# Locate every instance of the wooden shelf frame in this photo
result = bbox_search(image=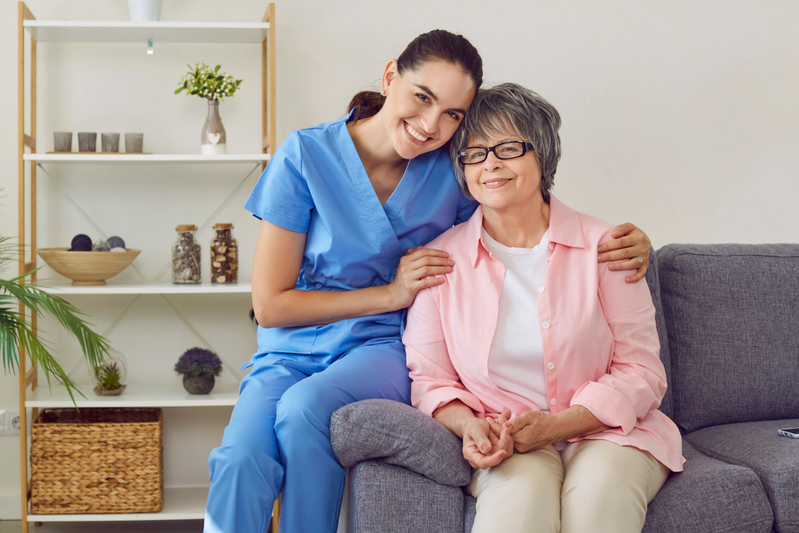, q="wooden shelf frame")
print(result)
[16,3,276,529]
